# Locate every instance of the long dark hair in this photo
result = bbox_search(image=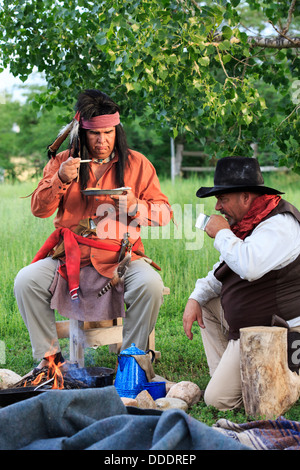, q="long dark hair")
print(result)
[73,90,129,190]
